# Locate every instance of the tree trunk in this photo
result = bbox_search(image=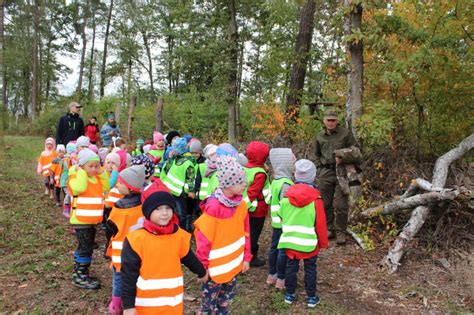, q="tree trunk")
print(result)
[76,0,89,99]
[114,102,120,125]
[381,133,474,273]
[87,10,96,100]
[127,95,136,141]
[155,97,164,133]
[44,37,53,105]
[142,30,155,100]
[284,0,316,123]
[31,0,41,120]
[99,0,113,99]
[226,0,238,142]
[1,0,7,130]
[344,0,363,144]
